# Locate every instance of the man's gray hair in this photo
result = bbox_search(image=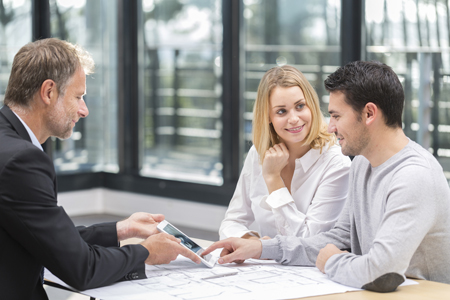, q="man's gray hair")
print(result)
[4,38,94,108]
